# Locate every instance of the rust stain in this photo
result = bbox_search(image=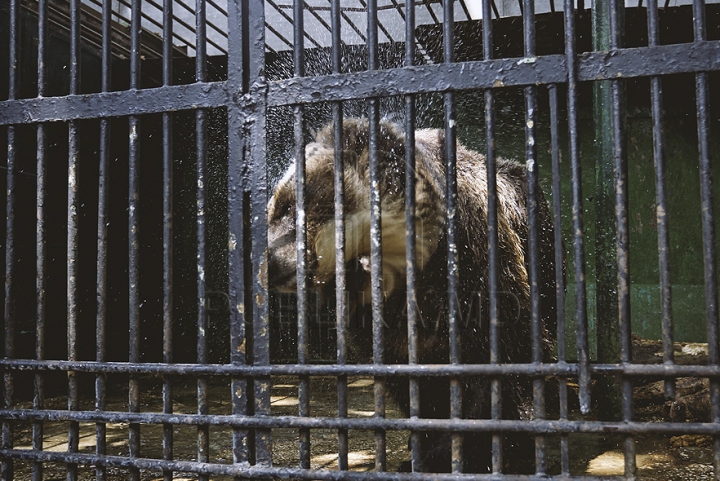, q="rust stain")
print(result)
[256,292,265,308]
[258,248,268,286]
[237,339,246,354]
